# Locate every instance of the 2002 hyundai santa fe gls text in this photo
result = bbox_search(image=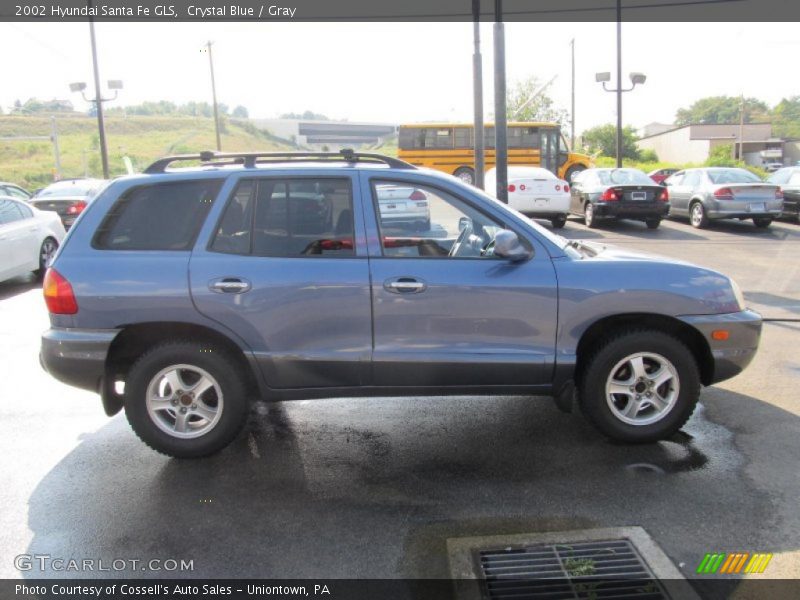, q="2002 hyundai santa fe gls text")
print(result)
[39,150,762,458]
